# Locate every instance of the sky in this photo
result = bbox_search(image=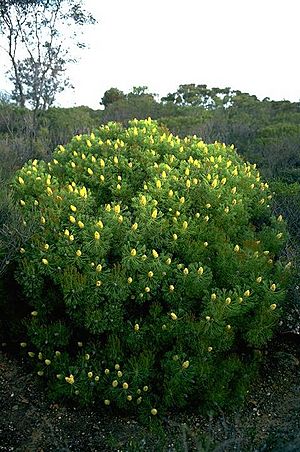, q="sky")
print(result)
[1,0,299,109]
